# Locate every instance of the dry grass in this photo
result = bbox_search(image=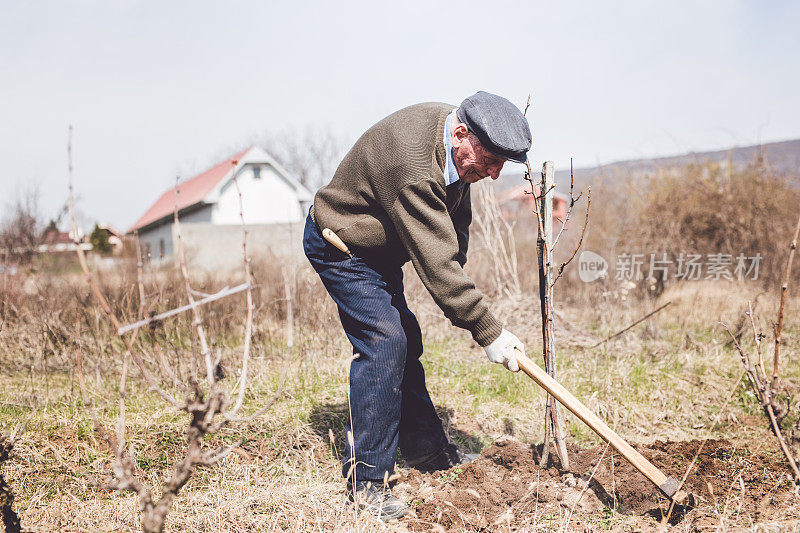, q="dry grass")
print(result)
[2,158,800,530]
[1,260,799,530]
